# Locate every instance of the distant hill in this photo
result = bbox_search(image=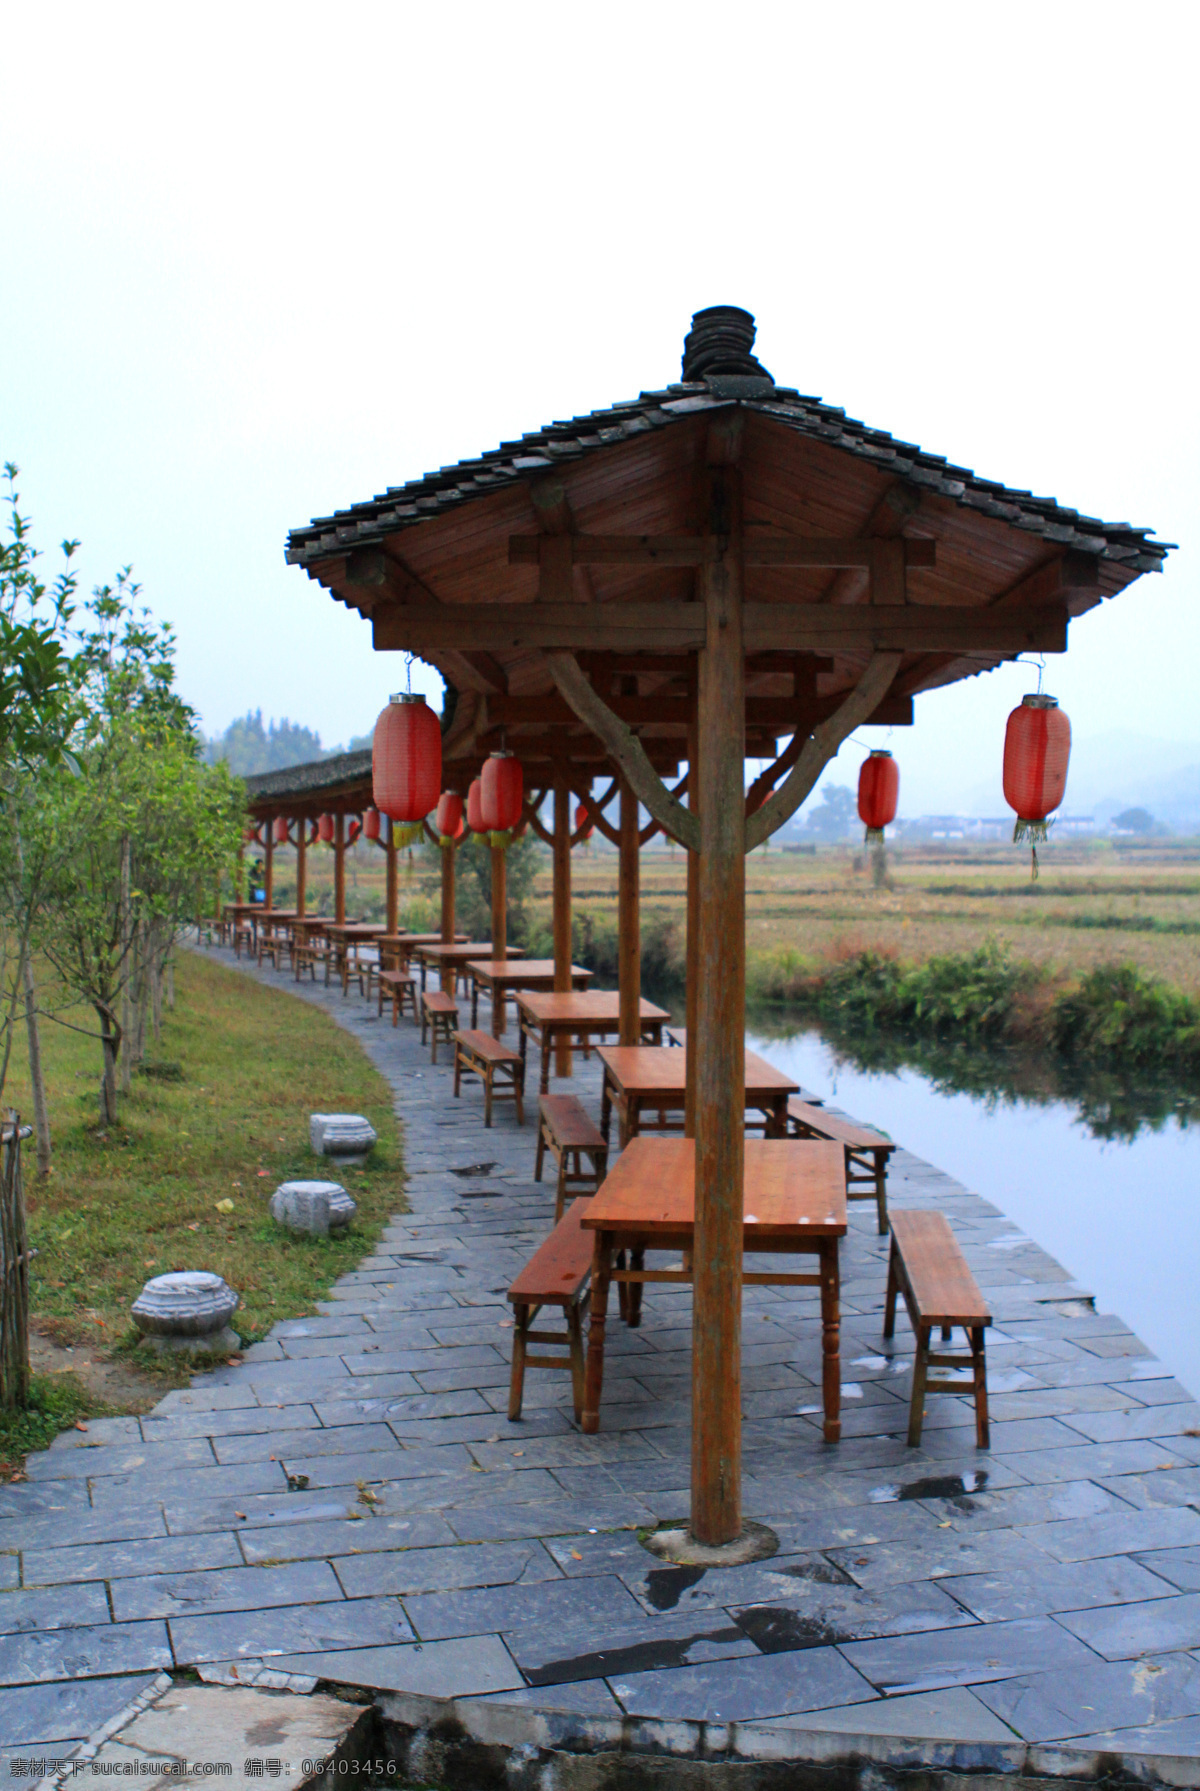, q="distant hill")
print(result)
[949,729,1200,833]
